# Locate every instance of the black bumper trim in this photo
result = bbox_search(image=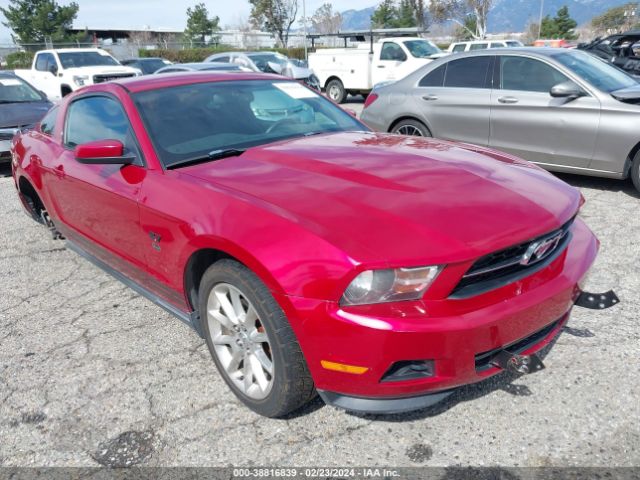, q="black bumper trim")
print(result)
[317,389,453,414]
